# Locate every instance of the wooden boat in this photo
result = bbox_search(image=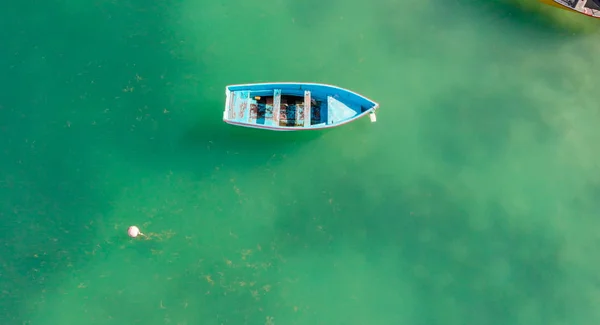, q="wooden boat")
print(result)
[539,0,600,18]
[223,82,379,131]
